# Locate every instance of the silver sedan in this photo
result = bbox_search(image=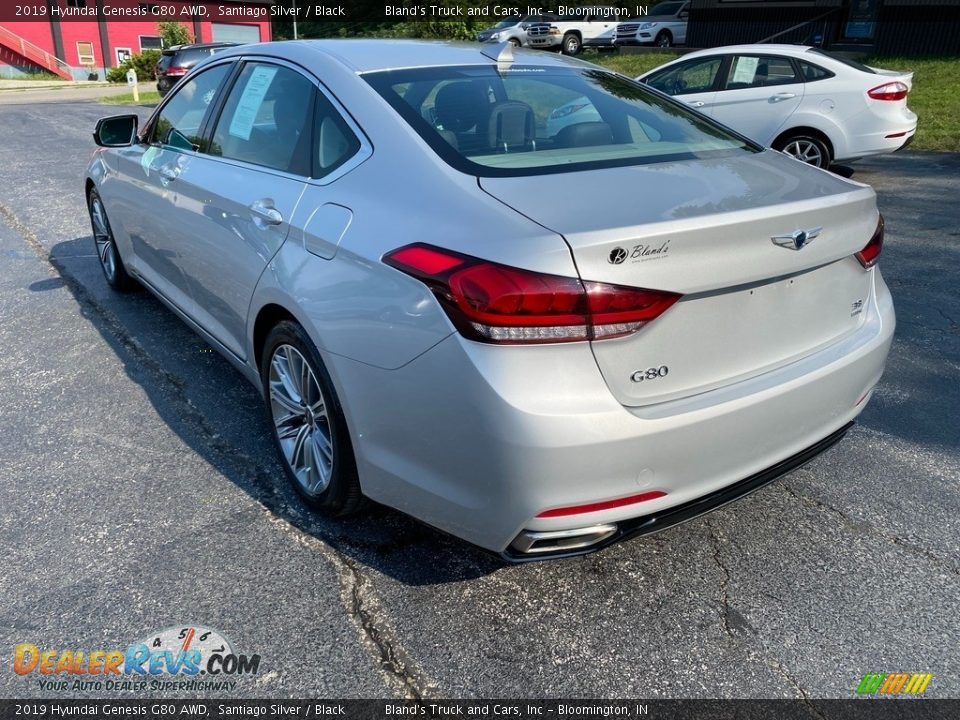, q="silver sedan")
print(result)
[85,40,894,560]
